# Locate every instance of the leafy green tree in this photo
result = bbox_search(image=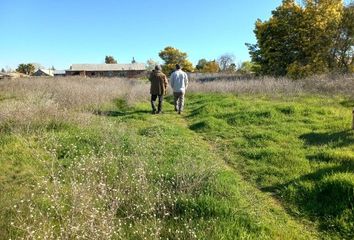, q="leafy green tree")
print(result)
[105,56,117,64]
[159,46,194,74]
[330,3,354,72]
[200,60,220,73]
[238,61,259,74]
[247,0,303,76]
[1,68,5,73]
[247,0,347,78]
[16,64,35,75]
[196,59,220,73]
[292,0,344,77]
[196,59,208,71]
